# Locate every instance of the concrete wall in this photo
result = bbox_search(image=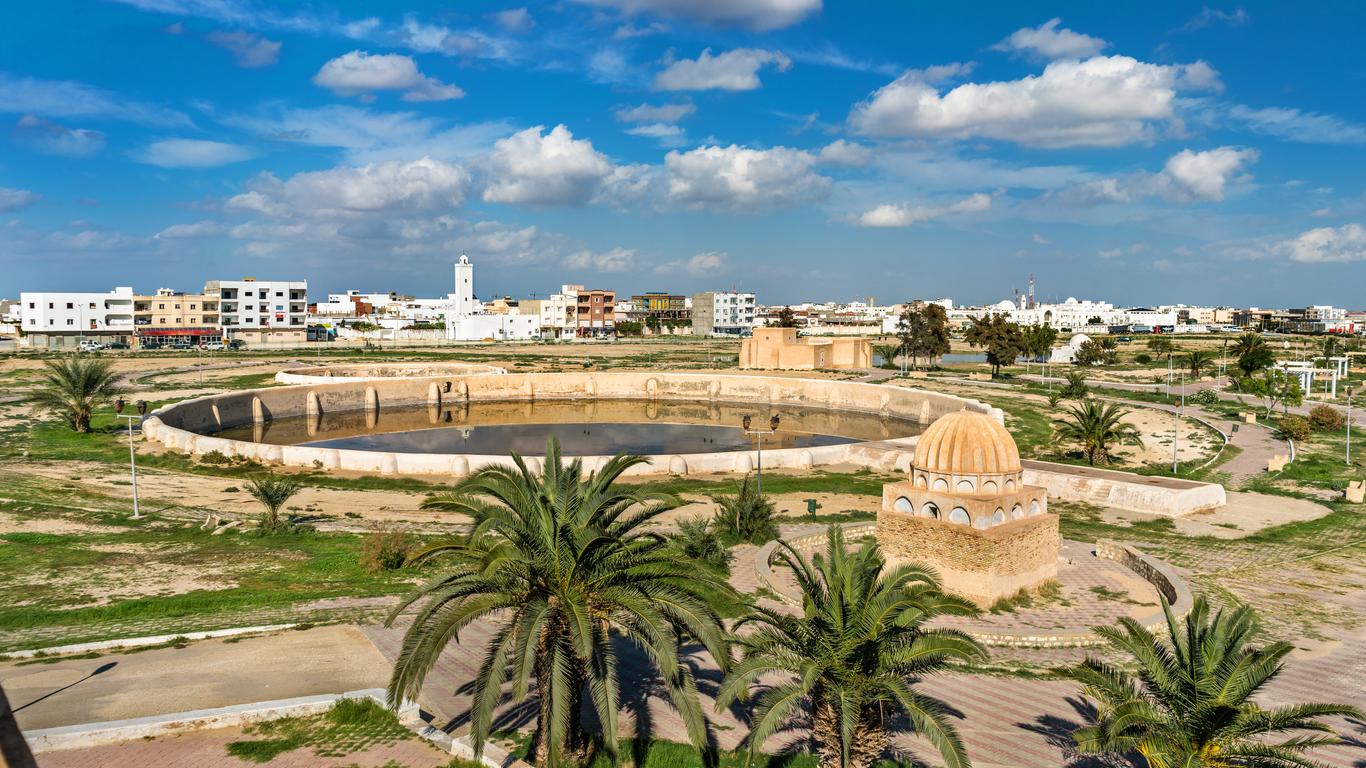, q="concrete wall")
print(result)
[740,327,872,370]
[144,372,999,478]
[1021,460,1227,517]
[275,362,506,384]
